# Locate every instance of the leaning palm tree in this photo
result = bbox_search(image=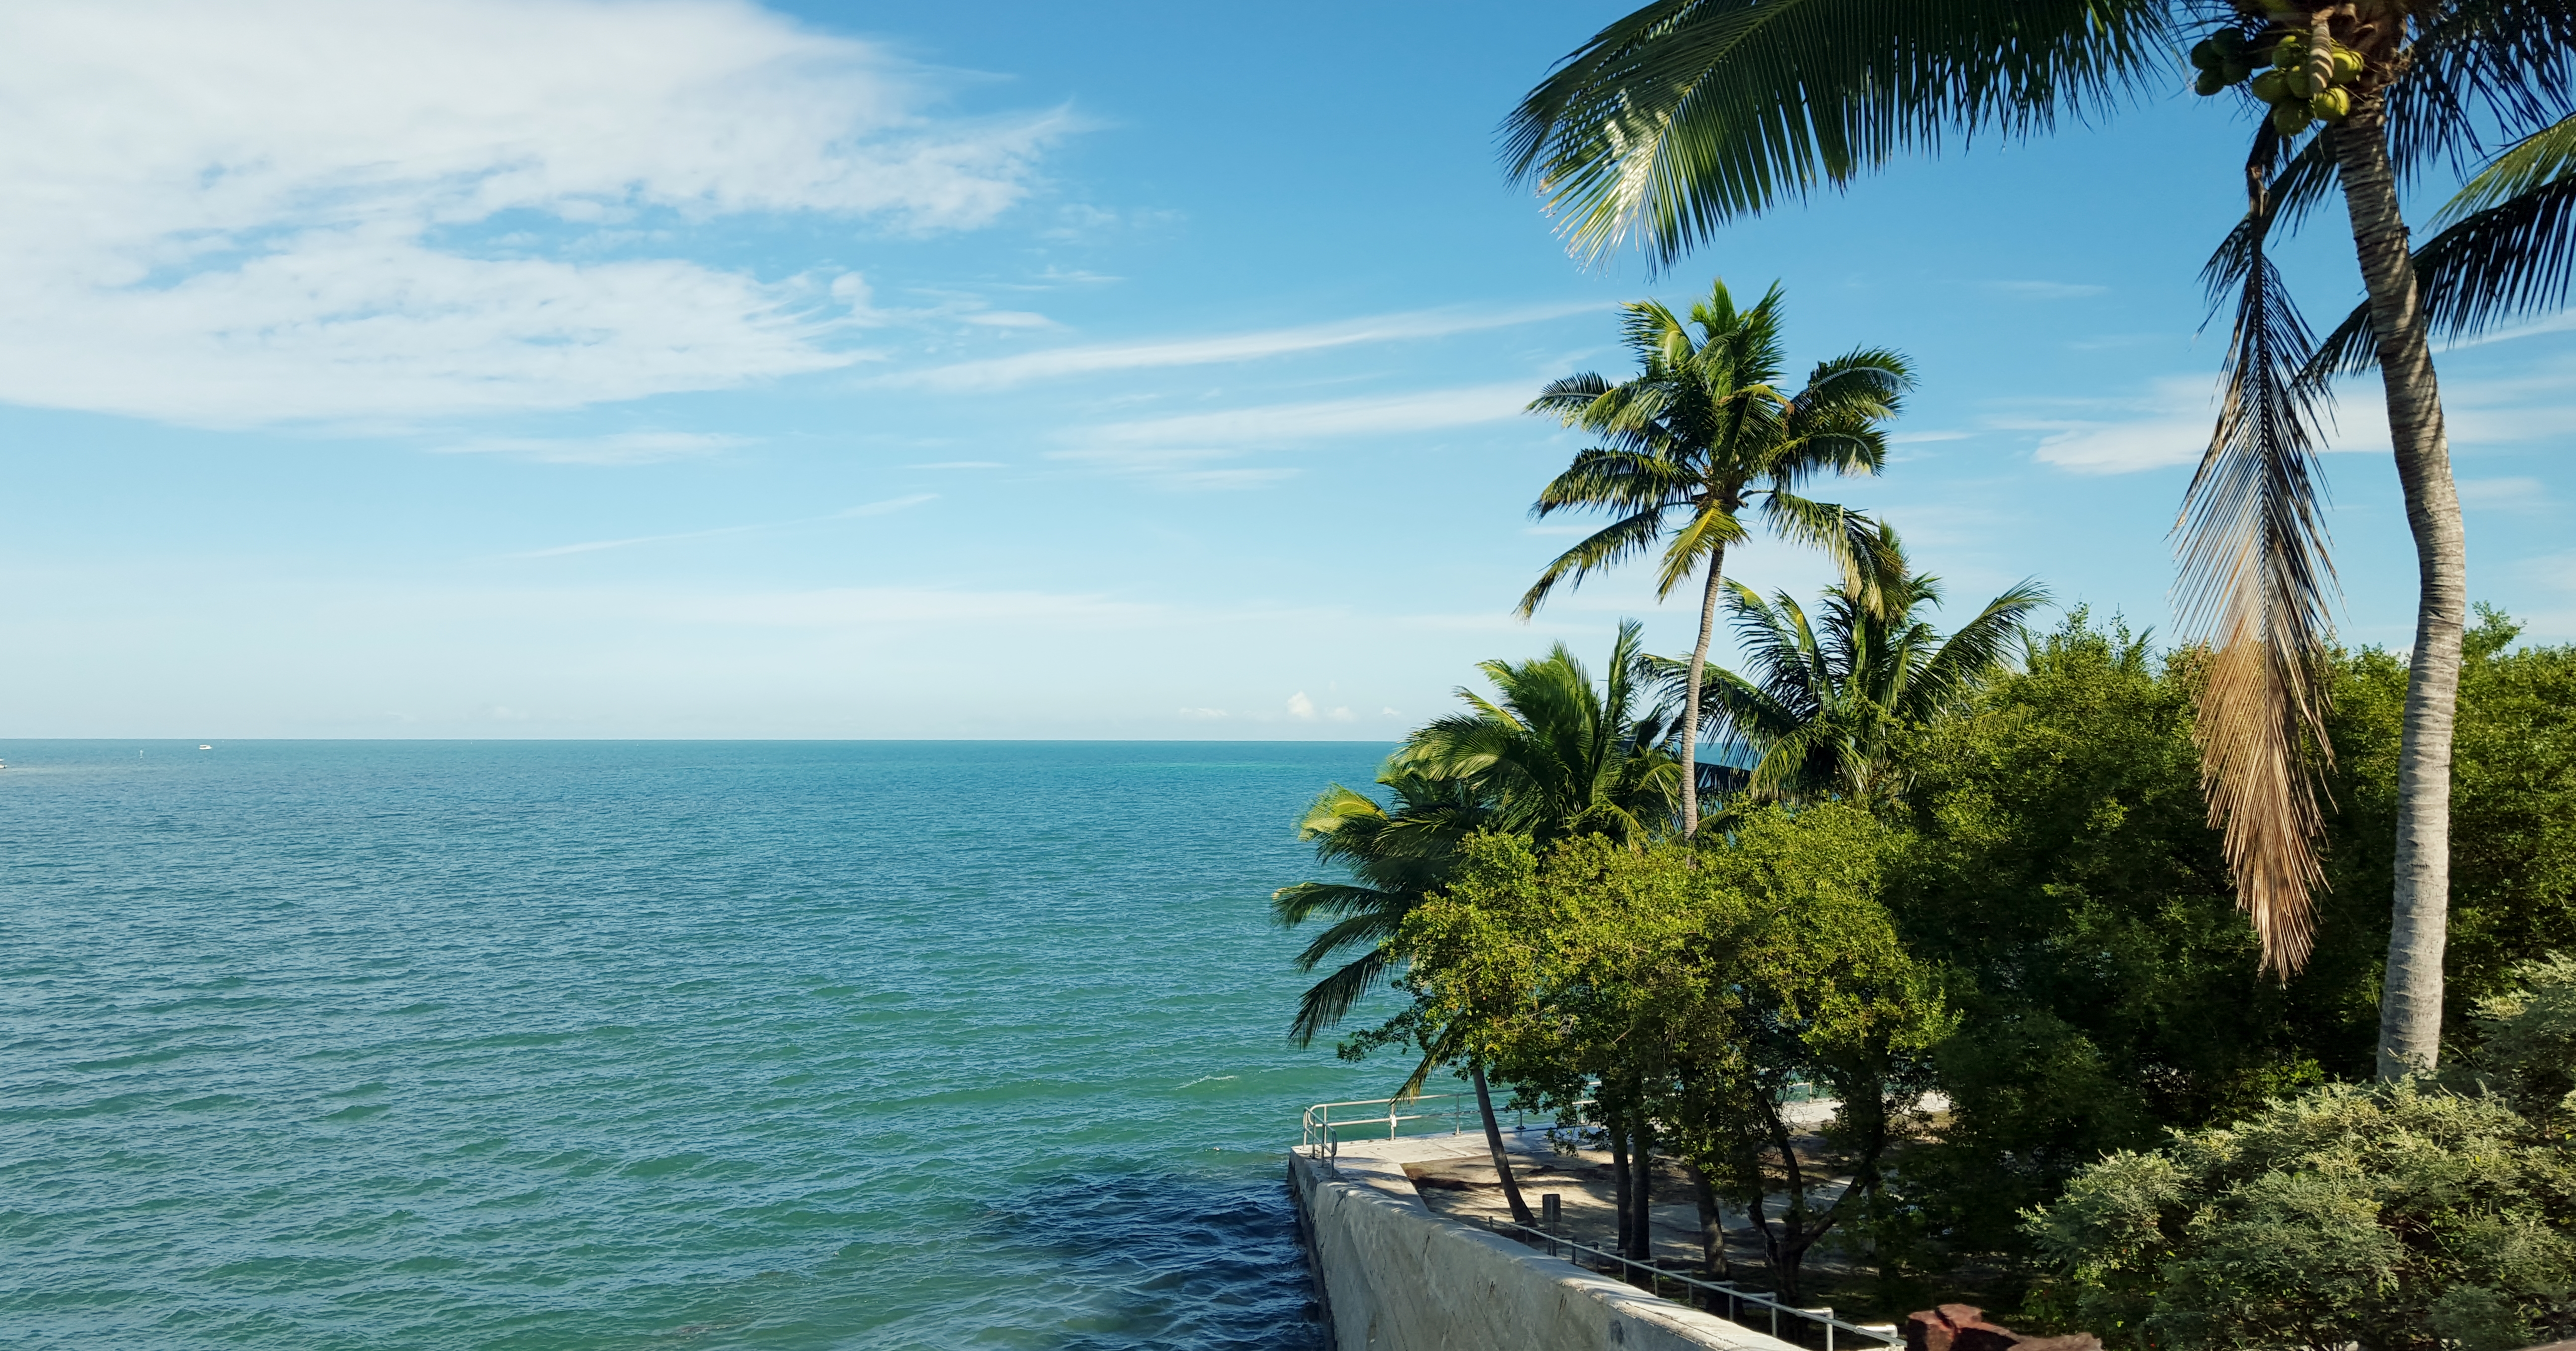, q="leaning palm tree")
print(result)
[1518,279,1910,838]
[1274,620,1682,1226]
[1503,0,2576,1077]
[1272,771,1540,1223]
[1274,773,1494,1050]
[1683,524,2047,807]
